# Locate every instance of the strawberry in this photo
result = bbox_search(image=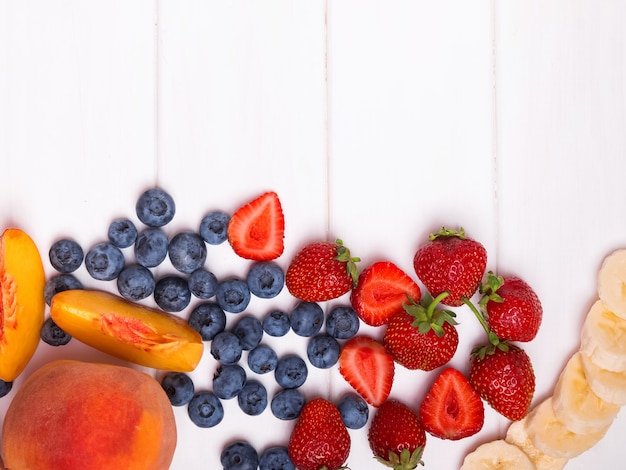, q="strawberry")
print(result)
[338,335,394,407]
[468,343,535,421]
[286,239,360,302]
[368,399,426,469]
[288,397,350,470]
[419,367,484,440]
[478,271,543,342]
[227,191,285,261]
[413,227,487,307]
[350,261,422,326]
[383,295,459,371]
